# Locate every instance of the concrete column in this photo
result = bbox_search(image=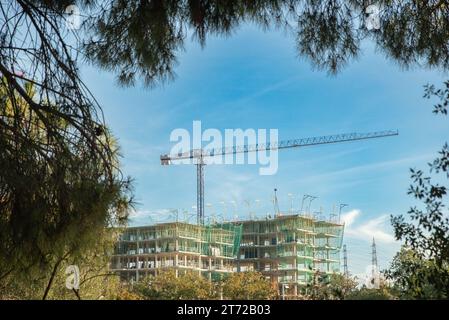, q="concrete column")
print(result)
[136,255,139,282]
